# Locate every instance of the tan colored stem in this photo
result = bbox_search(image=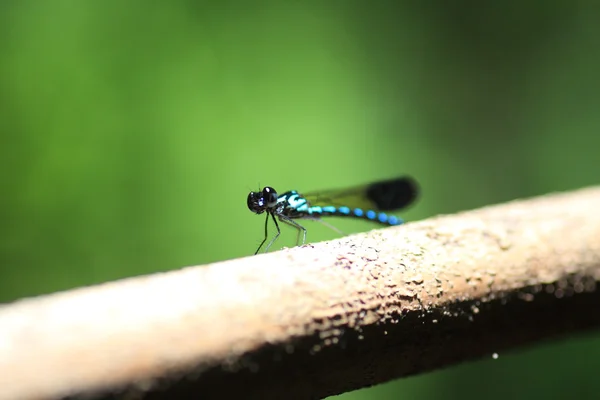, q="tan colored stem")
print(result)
[1,187,600,400]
